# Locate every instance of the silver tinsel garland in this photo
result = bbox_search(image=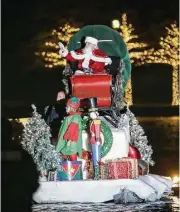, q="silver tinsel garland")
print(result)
[119,107,155,166]
[21,104,61,174]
